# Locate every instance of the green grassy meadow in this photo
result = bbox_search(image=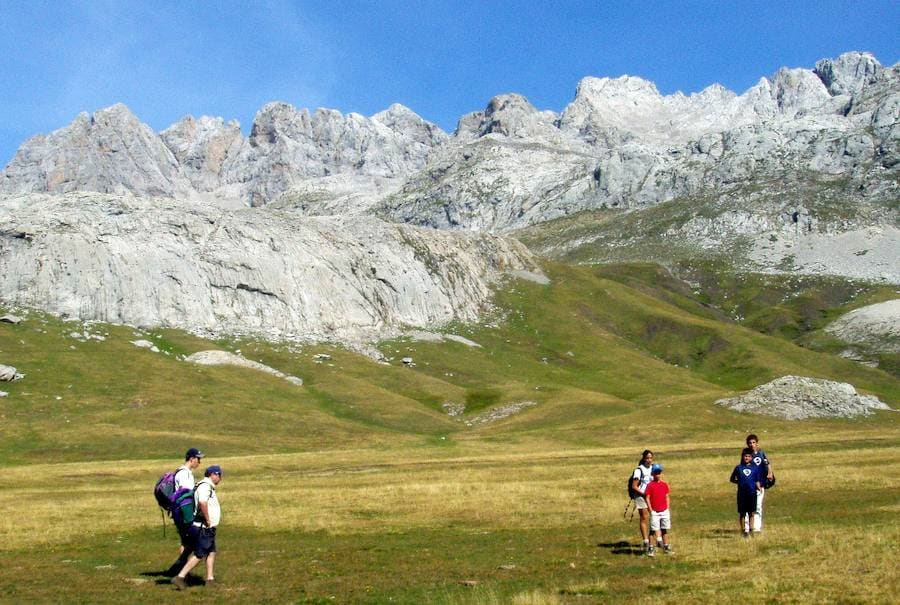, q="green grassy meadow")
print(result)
[1,262,898,603]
